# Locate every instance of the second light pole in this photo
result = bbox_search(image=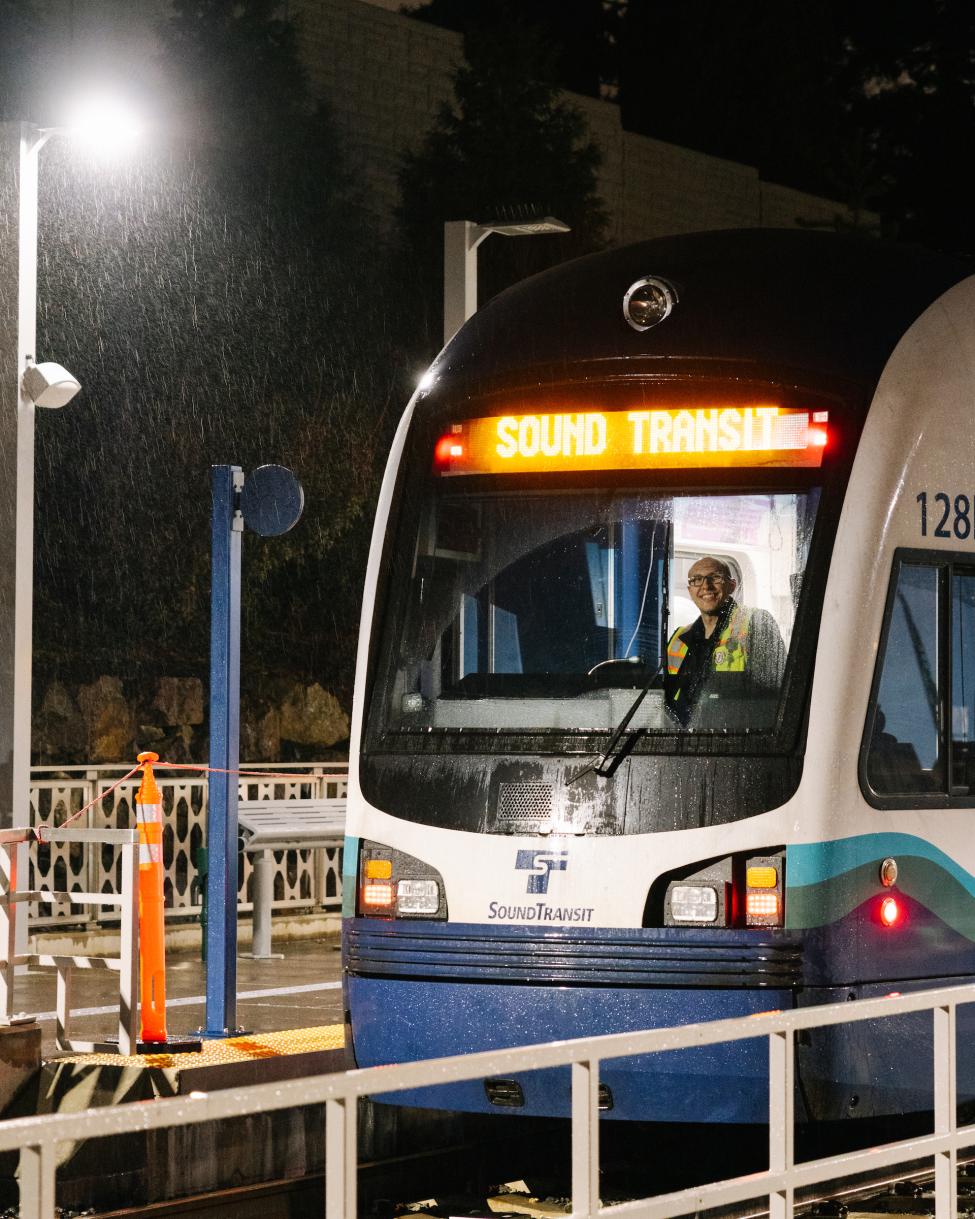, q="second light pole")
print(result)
[442,215,569,346]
